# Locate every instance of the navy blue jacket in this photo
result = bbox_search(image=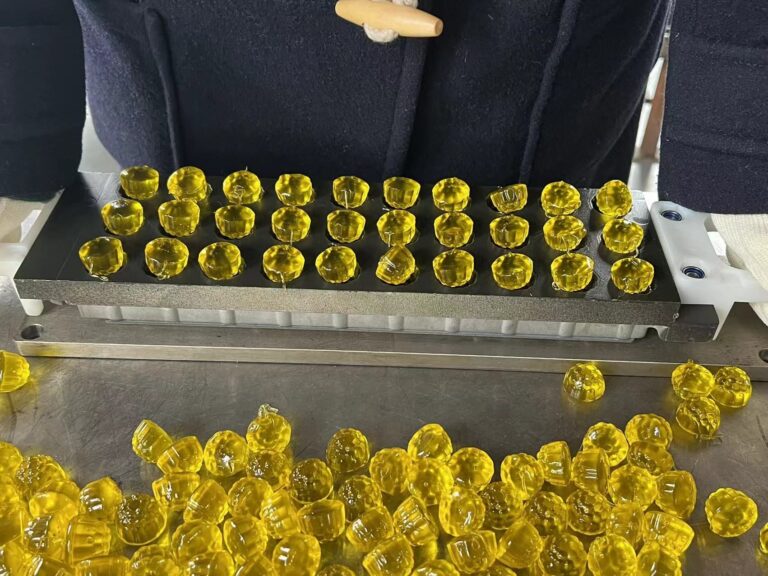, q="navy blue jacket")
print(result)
[1,1,765,213]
